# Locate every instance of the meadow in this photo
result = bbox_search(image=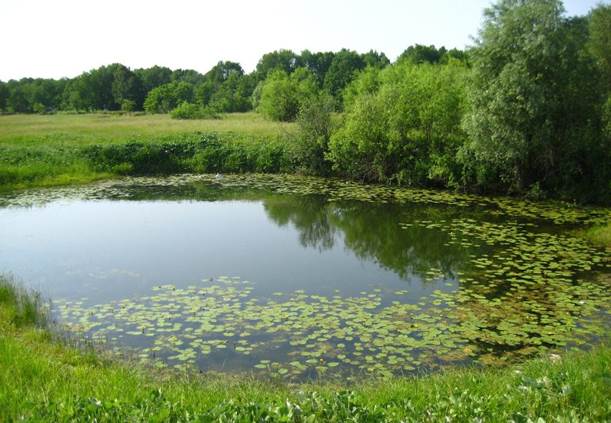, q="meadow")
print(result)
[0,113,298,191]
